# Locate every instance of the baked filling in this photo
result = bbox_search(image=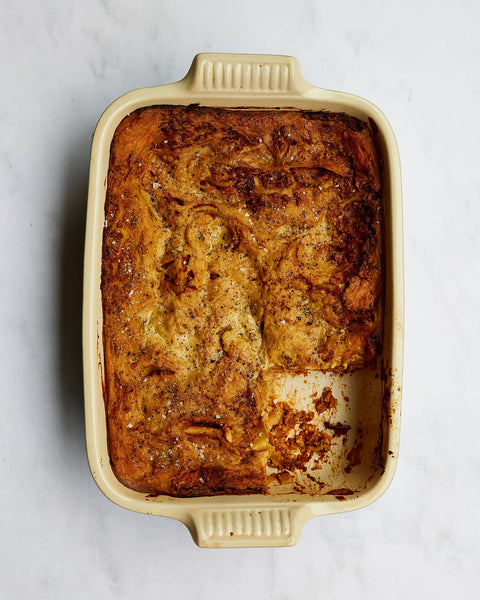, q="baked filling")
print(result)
[102,105,383,496]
